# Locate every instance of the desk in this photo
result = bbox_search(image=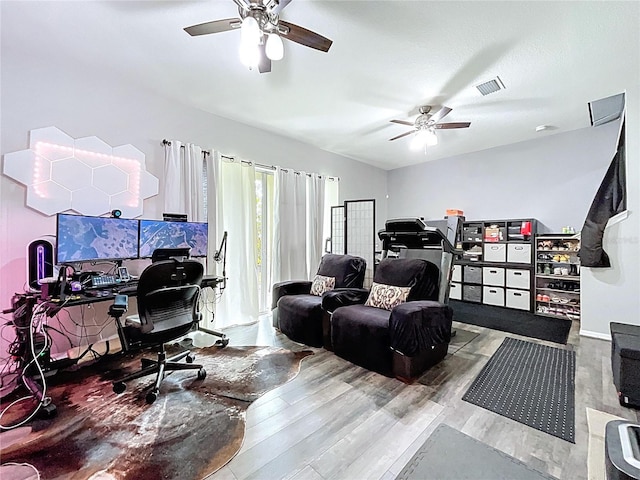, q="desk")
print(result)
[46,274,222,308]
[5,274,226,424]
